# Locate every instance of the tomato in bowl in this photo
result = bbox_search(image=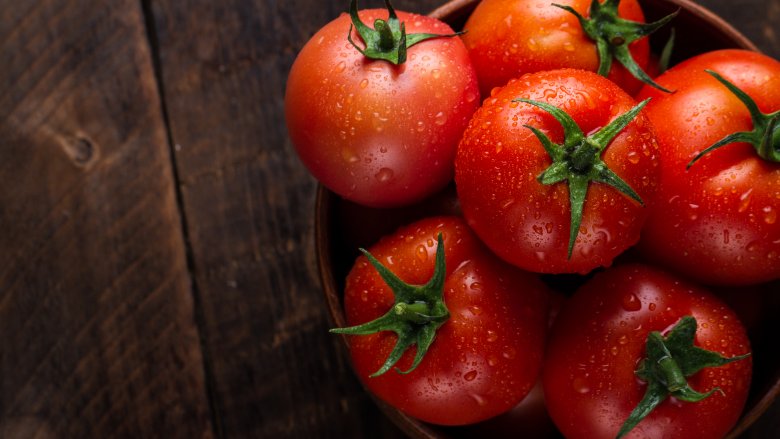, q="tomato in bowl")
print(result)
[314,0,779,438]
